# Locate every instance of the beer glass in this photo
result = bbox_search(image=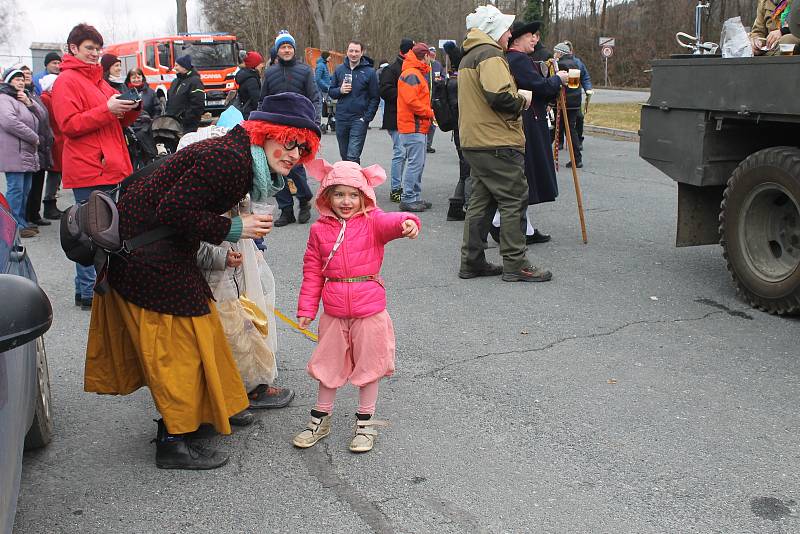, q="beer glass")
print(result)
[568,69,580,89]
[779,43,795,56]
